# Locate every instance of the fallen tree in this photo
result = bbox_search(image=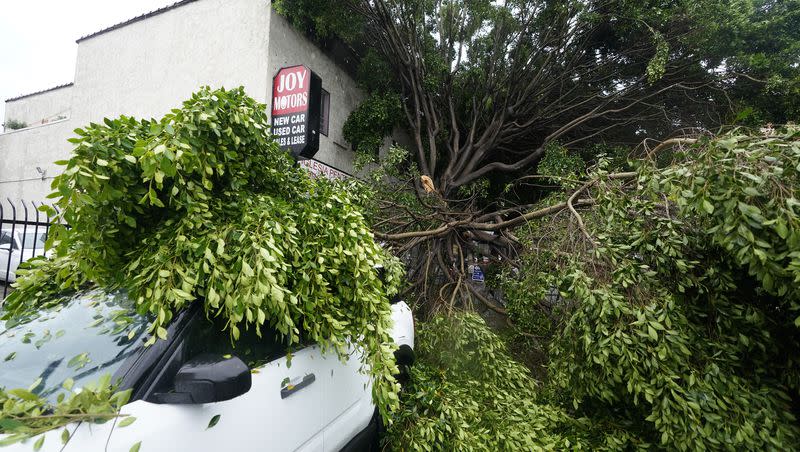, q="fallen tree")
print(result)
[384,127,800,451]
